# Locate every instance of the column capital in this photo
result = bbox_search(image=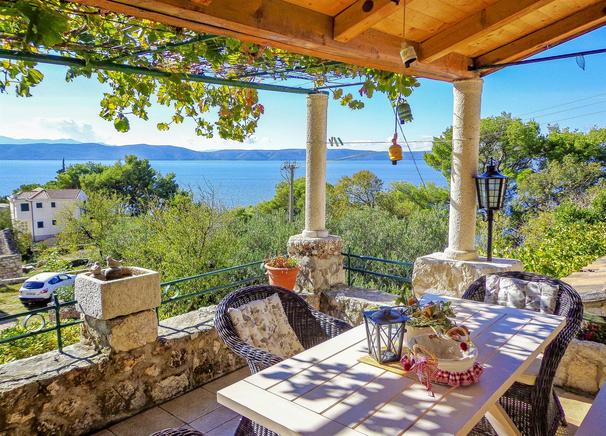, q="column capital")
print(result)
[453,78,484,94]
